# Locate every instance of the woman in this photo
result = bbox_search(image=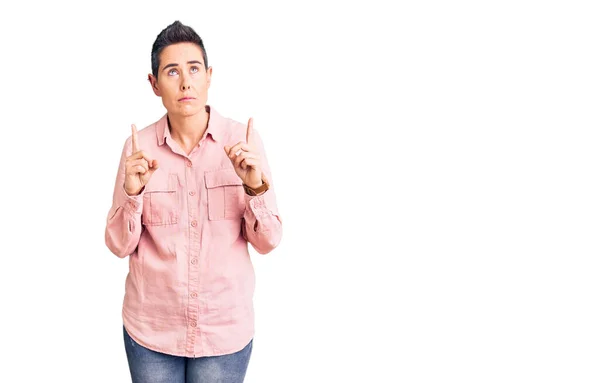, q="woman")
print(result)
[104,20,282,383]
